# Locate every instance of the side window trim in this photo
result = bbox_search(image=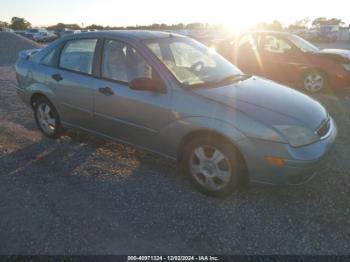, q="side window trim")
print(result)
[92,38,104,78]
[57,38,98,77]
